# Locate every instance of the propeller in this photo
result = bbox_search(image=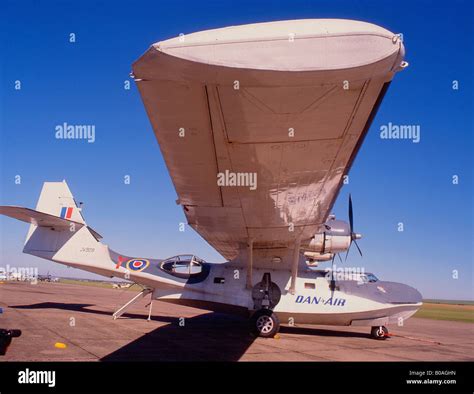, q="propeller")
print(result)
[345,194,363,261]
[329,253,336,293]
